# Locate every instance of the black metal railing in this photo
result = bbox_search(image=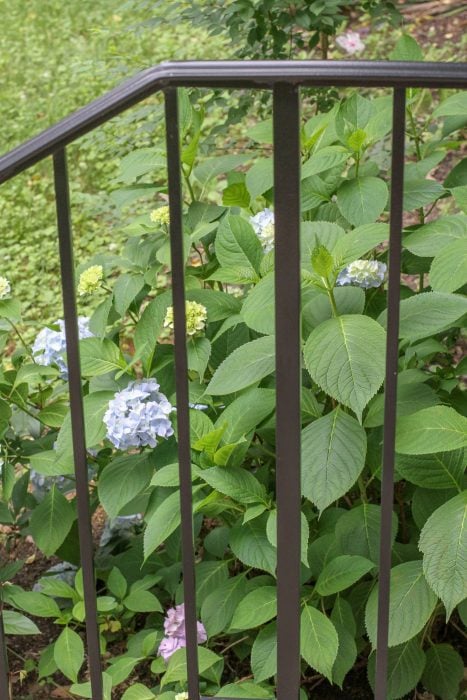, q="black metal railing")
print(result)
[0,60,466,700]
